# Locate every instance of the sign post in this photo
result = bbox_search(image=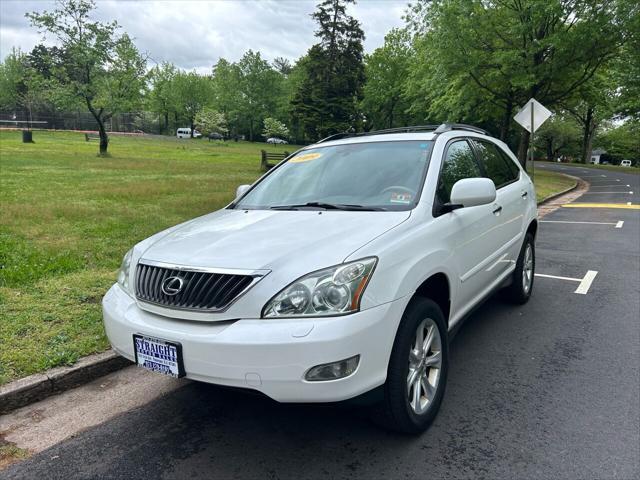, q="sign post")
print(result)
[514,98,552,178]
